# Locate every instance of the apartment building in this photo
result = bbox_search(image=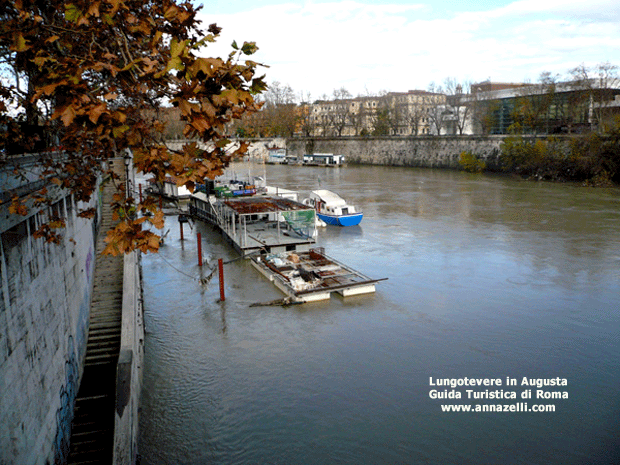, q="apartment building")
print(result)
[302,77,620,137]
[306,90,445,137]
